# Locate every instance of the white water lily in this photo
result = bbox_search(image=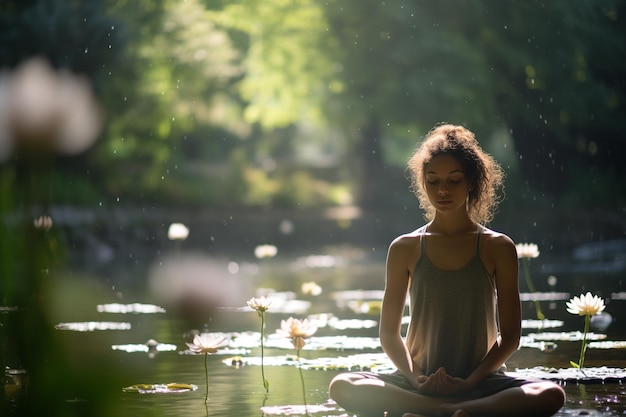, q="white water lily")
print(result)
[33,215,53,231]
[254,244,277,259]
[186,333,229,354]
[167,223,189,241]
[515,242,540,259]
[566,292,606,316]
[566,292,606,371]
[186,333,228,402]
[301,281,322,296]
